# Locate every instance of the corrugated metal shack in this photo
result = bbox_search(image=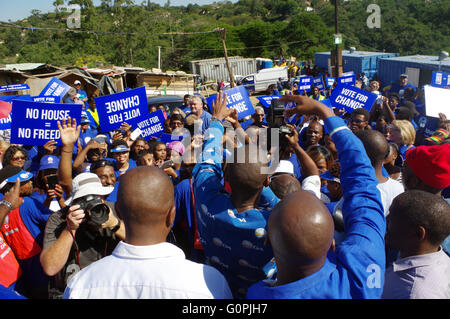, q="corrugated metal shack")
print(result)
[315,50,398,79]
[378,55,450,88]
[189,56,257,82]
[137,69,198,96]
